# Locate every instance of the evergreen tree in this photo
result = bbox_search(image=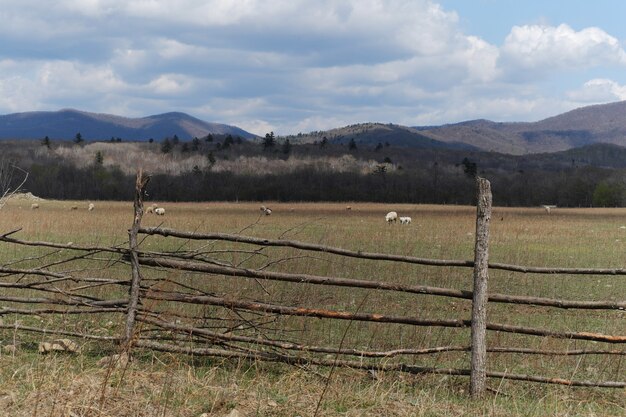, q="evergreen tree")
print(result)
[263,132,276,149]
[206,151,216,165]
[94,151,104,166]
[192,137,201,151]
[161,138,173,153]
[282,139,292,155]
